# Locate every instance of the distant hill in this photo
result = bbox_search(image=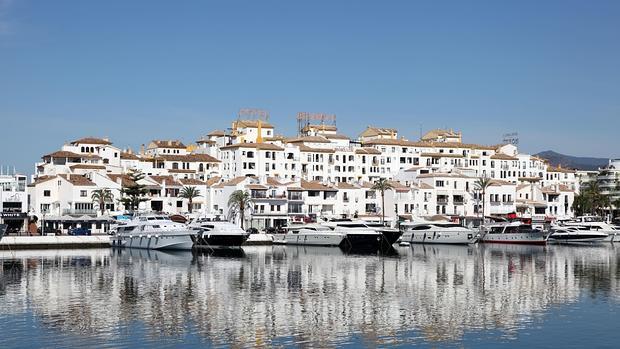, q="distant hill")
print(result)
[535,150,608,171]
